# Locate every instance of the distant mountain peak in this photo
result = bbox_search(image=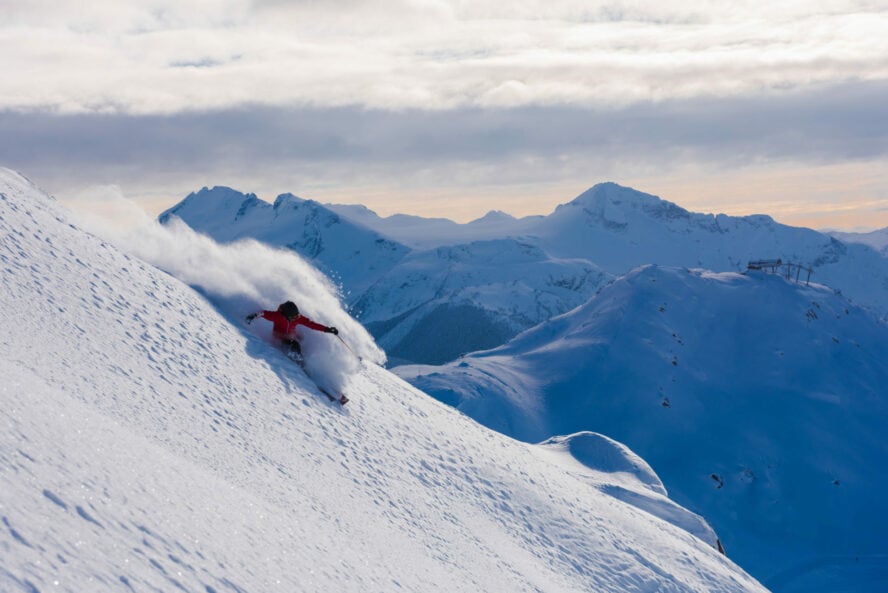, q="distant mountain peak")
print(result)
[471,210,517,224]
[572,181,645,202]
[194,185,255,200]
[566,183,690,219]
[159,186,261,224]
[272,192,306,209]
